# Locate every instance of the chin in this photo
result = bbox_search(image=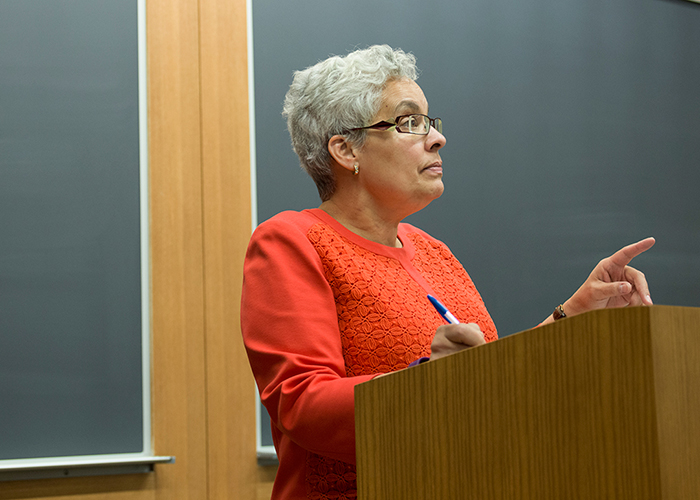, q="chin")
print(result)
[412,182,444,213]
[429,180,445,200]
